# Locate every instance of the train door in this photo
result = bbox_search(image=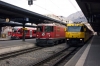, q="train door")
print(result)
[30,30,32,38]
[33,30,36,37]
[17,29,23,38]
